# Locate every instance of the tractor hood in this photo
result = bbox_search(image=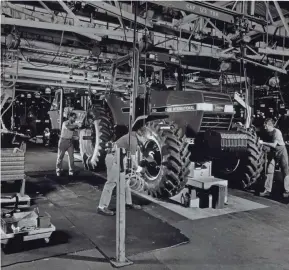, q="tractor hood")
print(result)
[150,90,234,136]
